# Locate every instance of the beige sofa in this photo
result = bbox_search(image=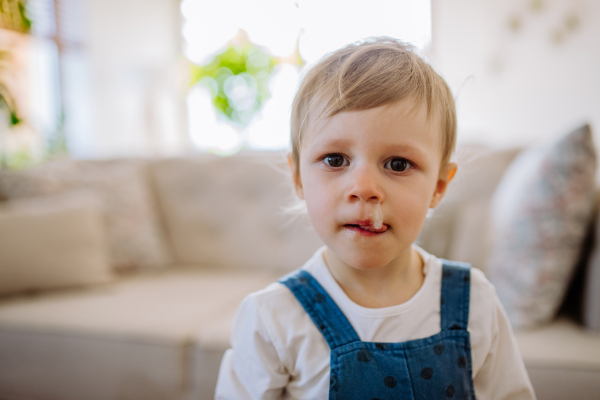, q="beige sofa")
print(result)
[0,150,599,400]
